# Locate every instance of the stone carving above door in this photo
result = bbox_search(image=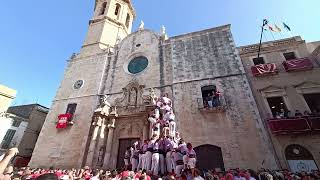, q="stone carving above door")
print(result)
[114,79,147,107]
